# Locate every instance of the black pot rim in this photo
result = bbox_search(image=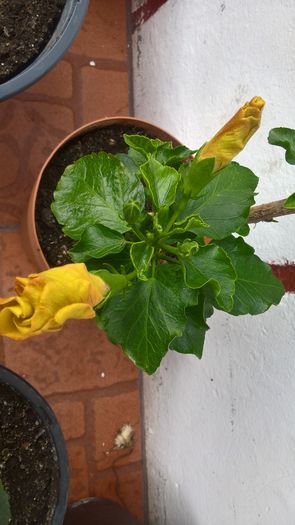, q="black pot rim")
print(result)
[0,365,69,524]
[0,0,89,101]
